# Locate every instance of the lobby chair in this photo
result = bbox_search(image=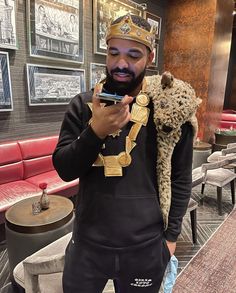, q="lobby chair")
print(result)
[186,168,205,244]
[196,157,236,215]
[227,142,236,148]
[13,232,71,293]
[207,145,236,172]
[13,232,114,293]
